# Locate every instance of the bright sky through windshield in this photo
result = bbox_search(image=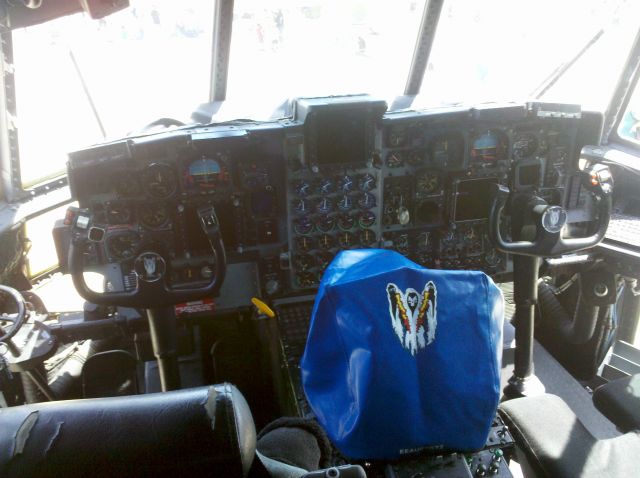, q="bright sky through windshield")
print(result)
[226,0,425,102]
[13,0,214,187]
[9,0,640,188]
[420,0,640,110]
